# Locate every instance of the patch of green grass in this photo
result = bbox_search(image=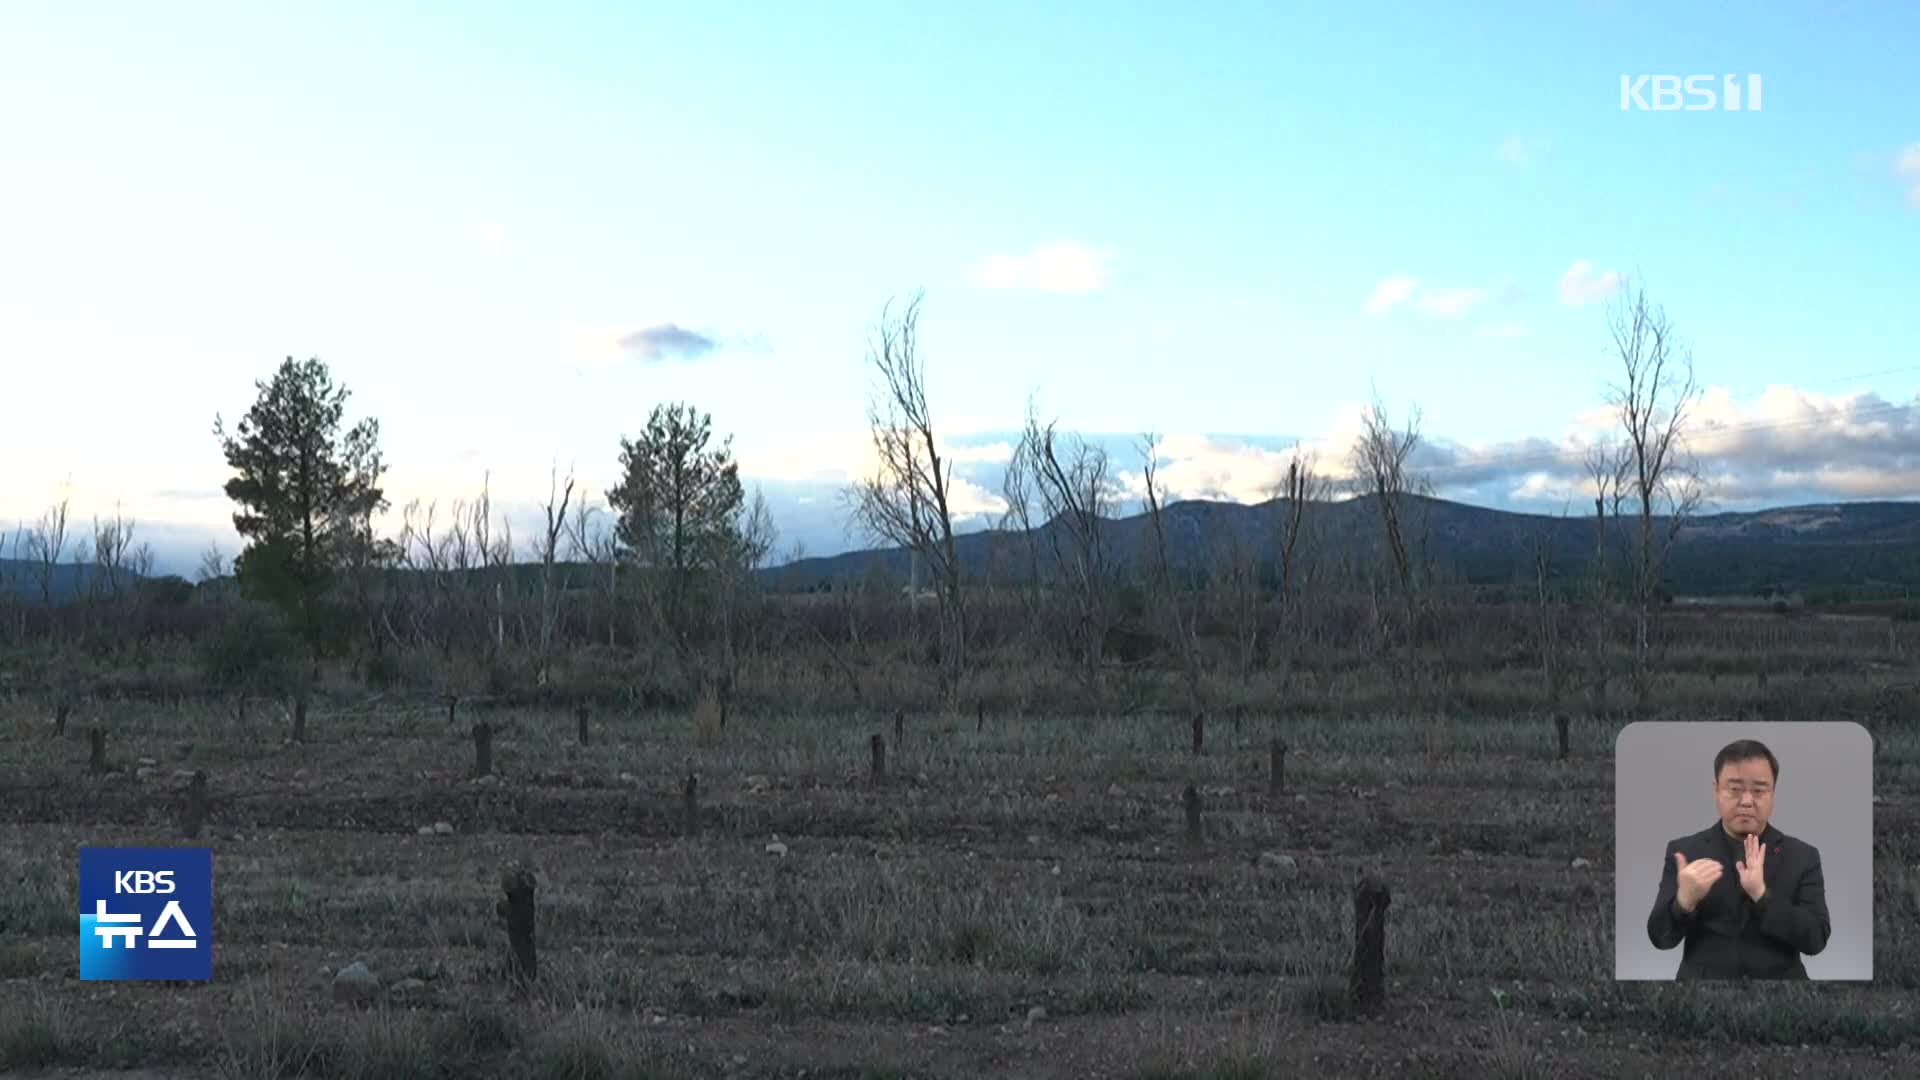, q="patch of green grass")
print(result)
[0,994,79,1070]
[216,983,329,1080]
[0,857,73,937]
